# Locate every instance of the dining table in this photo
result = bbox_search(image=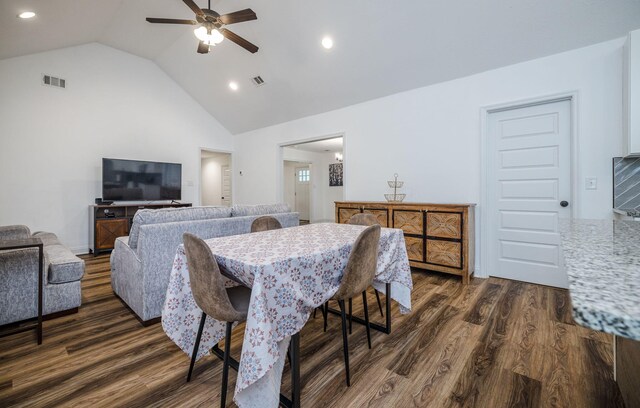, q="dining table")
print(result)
[161,222,413,408]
